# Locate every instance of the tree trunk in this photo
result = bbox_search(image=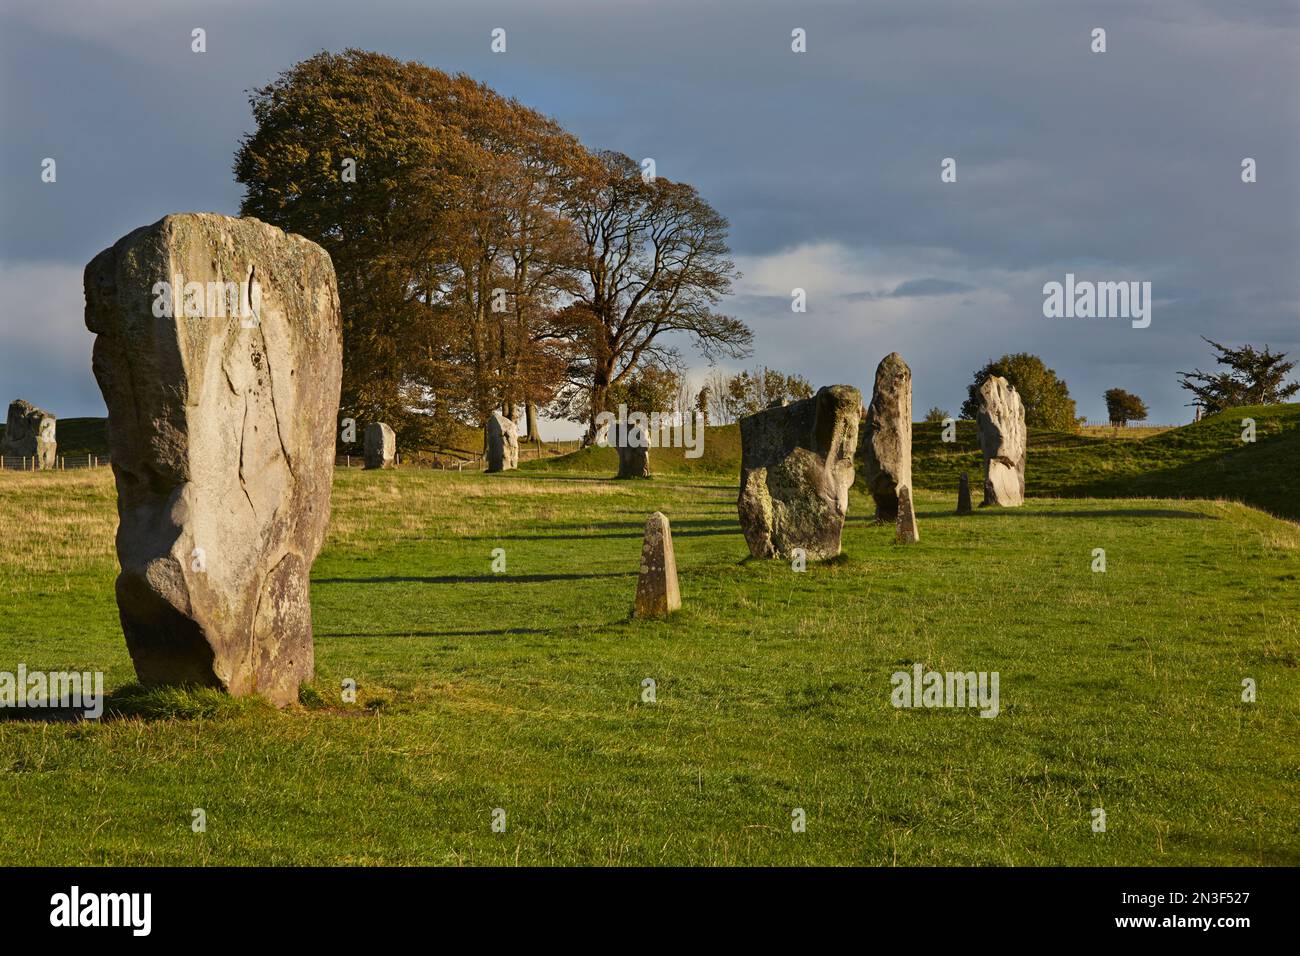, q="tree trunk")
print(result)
[583,374,613,446]
[525,402,541,442]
